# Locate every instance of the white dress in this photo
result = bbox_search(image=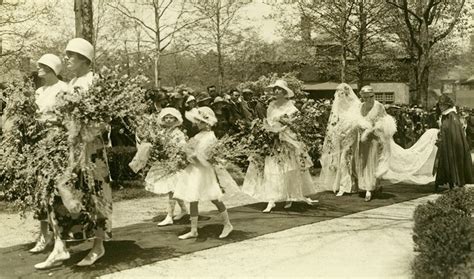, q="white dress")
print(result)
[242,100,318,202]
[145,128,186,194]
[35,81,68,123]
[173,130,238,202]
